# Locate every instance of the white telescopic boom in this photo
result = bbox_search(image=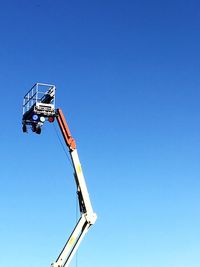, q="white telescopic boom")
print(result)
[51,109,97,267]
